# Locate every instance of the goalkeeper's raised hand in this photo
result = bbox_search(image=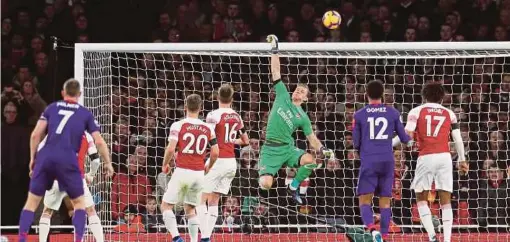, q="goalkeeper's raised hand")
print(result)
[266,34,279,54]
